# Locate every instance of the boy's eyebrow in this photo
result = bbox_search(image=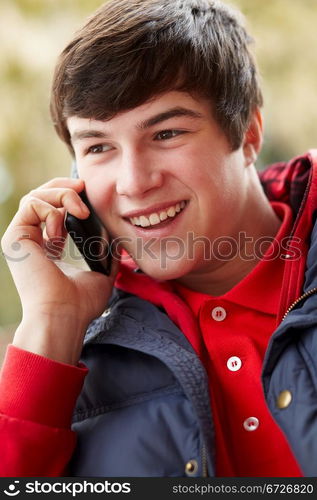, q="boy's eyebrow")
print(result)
[70,107,204,143]
[137,106,204,129]
[71,129,108,144]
